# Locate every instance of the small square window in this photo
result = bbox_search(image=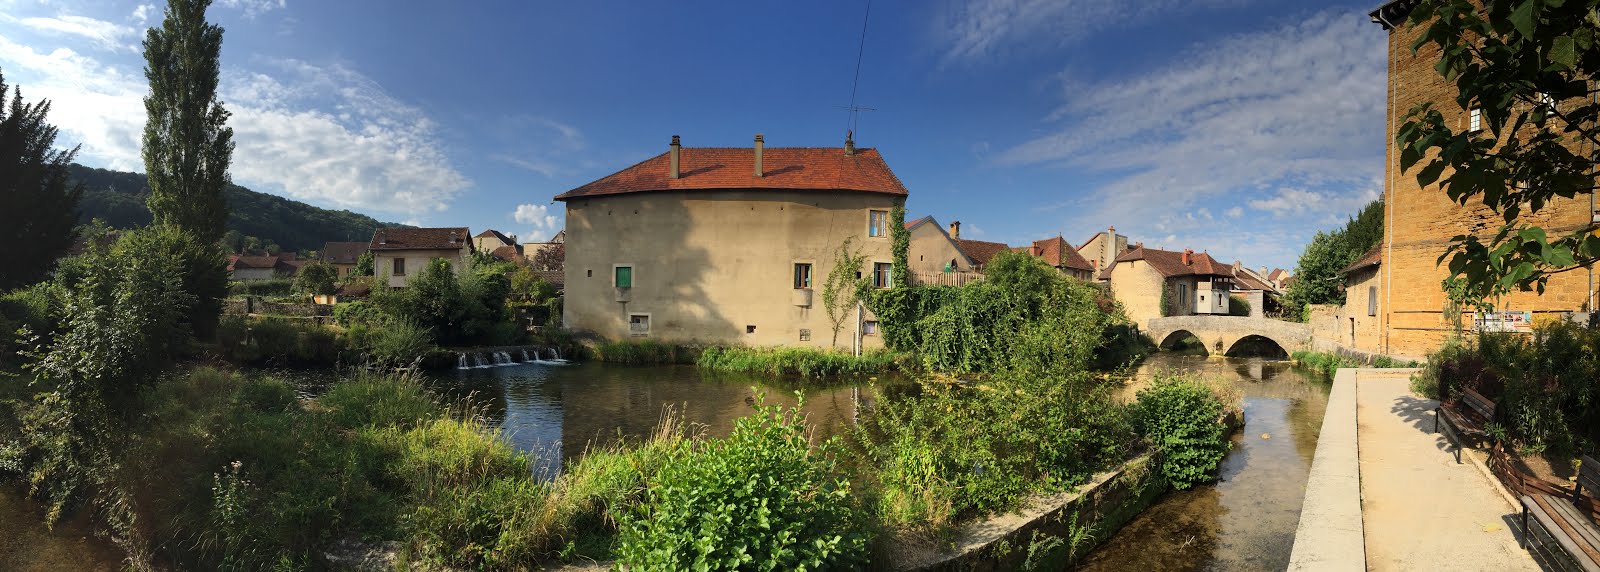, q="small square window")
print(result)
[793,263,813,289]
[614,265,633,288]
[799,328,811,342]
[863,321,879,335]
[1469,108,1482,131]
[868,210,889,237]
[629,314,650,336]
[746,325,756,334]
